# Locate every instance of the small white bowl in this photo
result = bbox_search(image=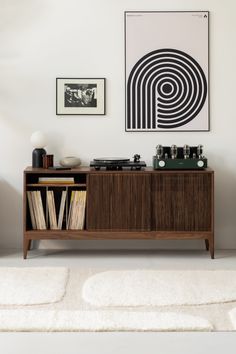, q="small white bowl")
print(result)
[60,156,81,168]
